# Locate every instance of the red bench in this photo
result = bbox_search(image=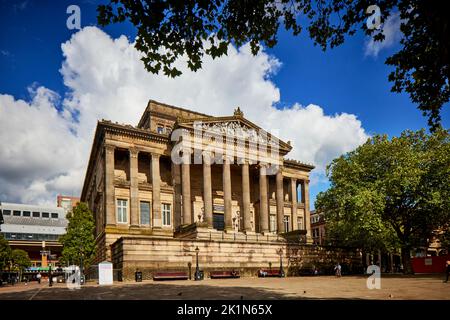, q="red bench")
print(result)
[153,271,189,281]
[210,270,240,279]
[258,269,283,277]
